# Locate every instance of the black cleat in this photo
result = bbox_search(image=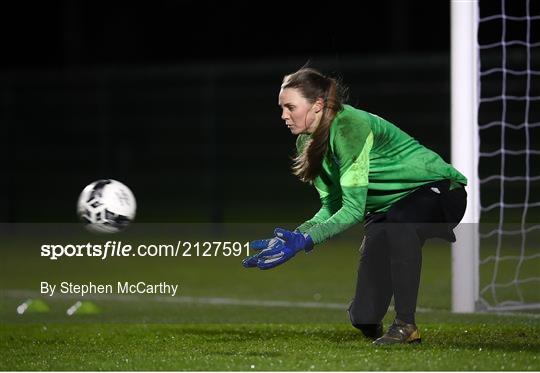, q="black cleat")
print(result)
[373,319,421,345]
